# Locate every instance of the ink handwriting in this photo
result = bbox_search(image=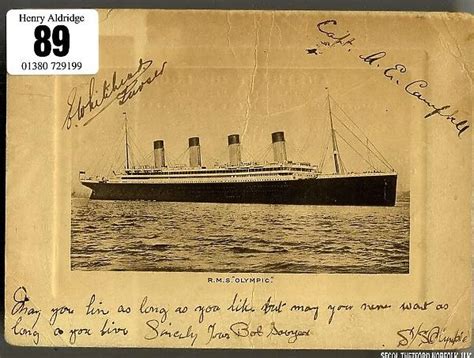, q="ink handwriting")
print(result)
[397,323,469,348]
[307,19,470,138]
[7,286,468,349]
[11,287,41,345]
[63,58,167,130]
